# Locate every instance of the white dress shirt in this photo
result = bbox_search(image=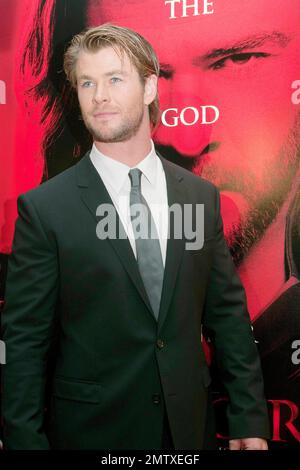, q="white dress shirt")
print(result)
[89,140,169,266]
